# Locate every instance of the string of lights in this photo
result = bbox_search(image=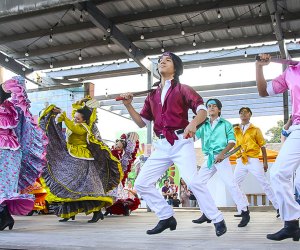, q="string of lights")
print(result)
[134,1,265,49]
[2,0,298,75]
[32,2,264,68]
[24,7,72,55]
[121,0,223,31]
